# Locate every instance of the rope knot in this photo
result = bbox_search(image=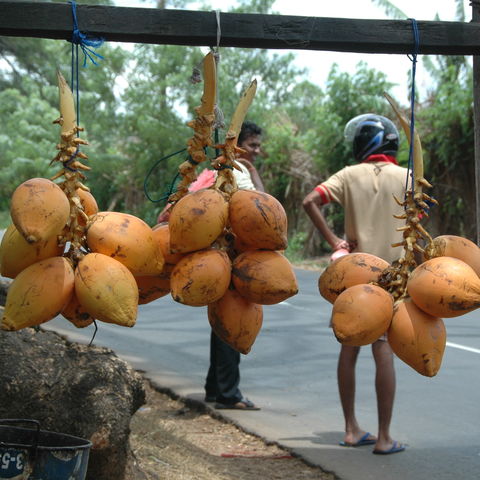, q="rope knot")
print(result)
[69,1,104,66]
